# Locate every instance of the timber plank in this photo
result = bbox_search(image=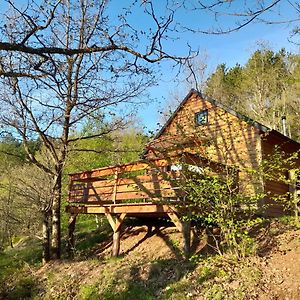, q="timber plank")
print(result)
[70,180,182,195]
[69,188,184,203]
[66,203,178,214]
[70,158,175,181]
